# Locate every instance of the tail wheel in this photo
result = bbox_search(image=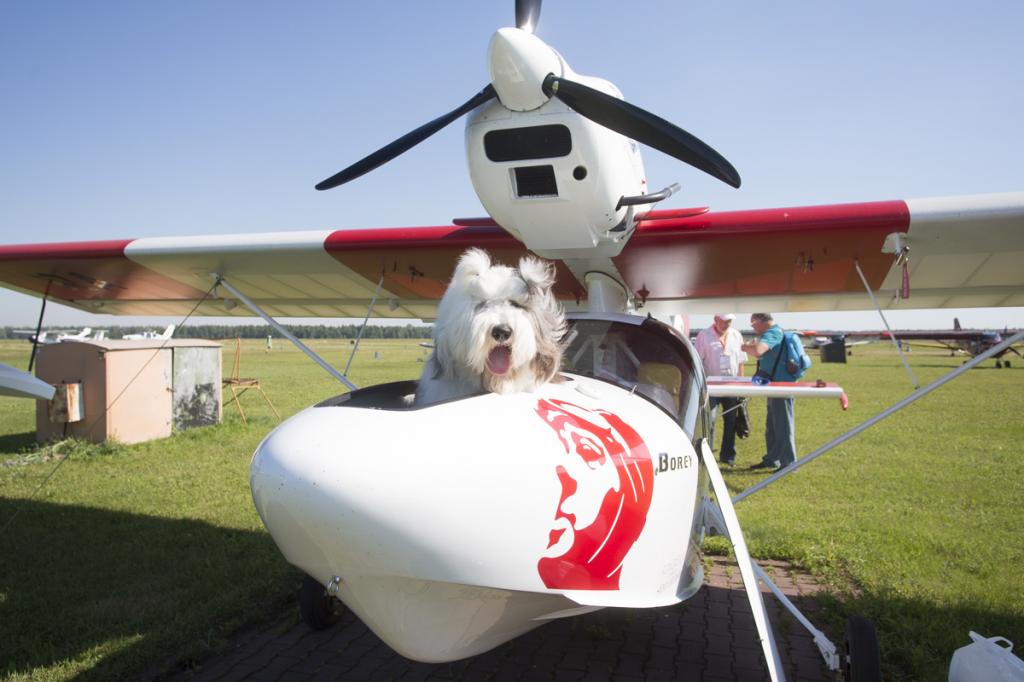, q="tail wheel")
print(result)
[844,615,882,681]
[299,574,343,630]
